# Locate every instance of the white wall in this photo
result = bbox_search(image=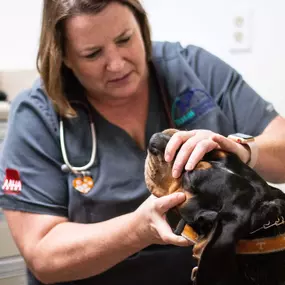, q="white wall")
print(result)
[0,0,42,71]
